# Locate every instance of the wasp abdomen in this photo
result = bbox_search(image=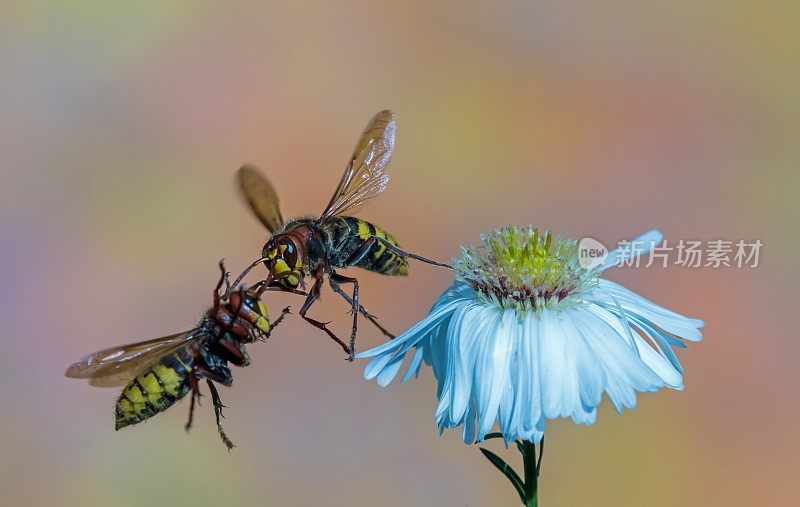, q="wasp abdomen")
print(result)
[115,356,191,430]
[322,217,408,276]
